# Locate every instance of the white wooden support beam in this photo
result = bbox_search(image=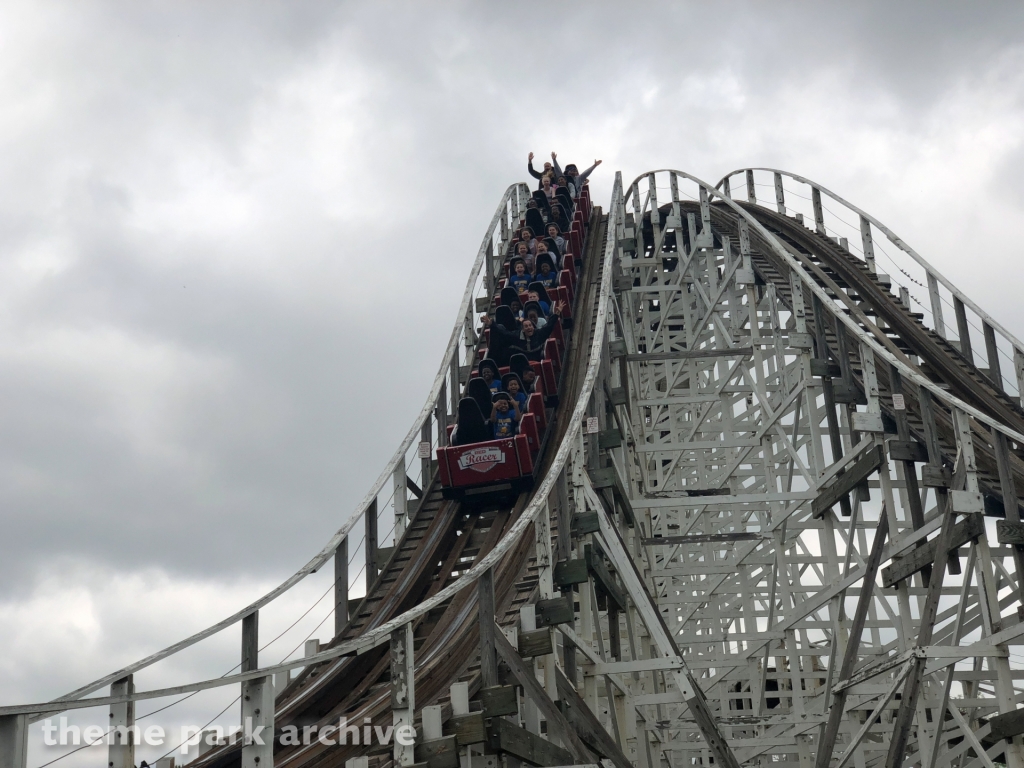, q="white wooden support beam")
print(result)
[334,537,349,637]
[735,218,754,285]
[436,381,449,448]
[391,623,415,767]
[365,498,378,586]
[536,500,555,600]
[0,716,27,768]
[109,675,135,768]
[240,611,273,768]
[721,175,731,198]
[420,421,432,487]
[773,172,786,215]
[811,187,825,234]
[928,272,946,338]
[745,169,756,205]
[698,185,713,247]
[393,465,408,541]
[860,214,876,272]
[240,675,273,768]
[952,409,983,514]
[449,354,460,417]
[1016,348,1024,409]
